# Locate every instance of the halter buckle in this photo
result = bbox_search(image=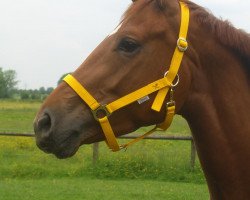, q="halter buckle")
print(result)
[177,37,188,52]
[92,105,111,121]
[167,87,176,107]
[167,100,175,107]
